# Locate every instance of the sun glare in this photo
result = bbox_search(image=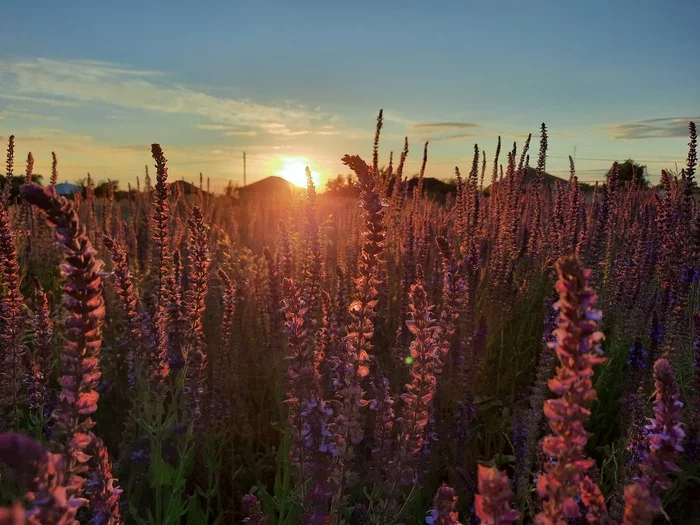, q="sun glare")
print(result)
[276,157,322,188]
